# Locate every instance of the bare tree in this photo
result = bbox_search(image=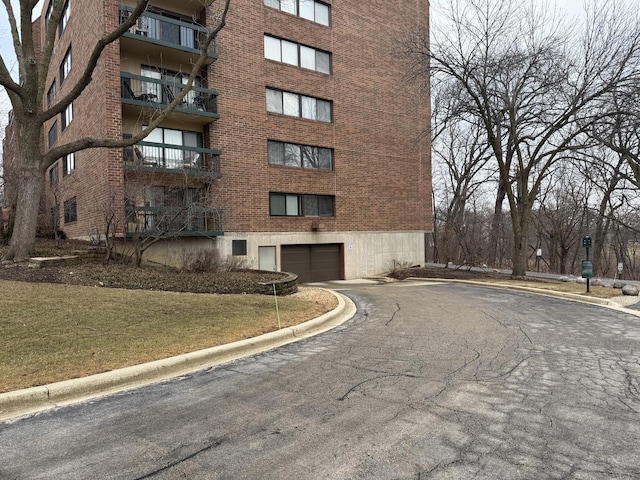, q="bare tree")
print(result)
[0,0,230,262]
[432,112,494,266]
[406,0,640,277]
